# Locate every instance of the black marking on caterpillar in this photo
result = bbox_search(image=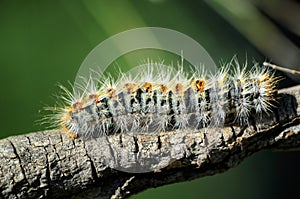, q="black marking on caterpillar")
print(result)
[46,60,280,139]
